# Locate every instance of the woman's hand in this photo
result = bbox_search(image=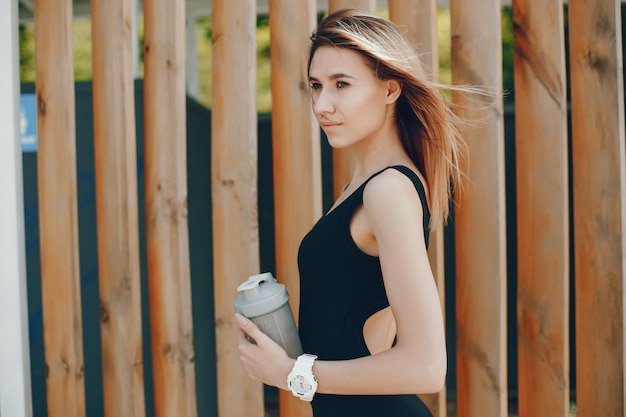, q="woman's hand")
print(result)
[236,313,295,390]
